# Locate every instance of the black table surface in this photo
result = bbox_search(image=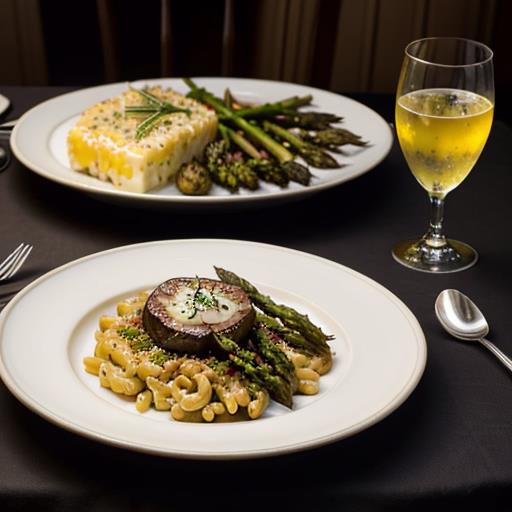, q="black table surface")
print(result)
[0,86,511,511]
